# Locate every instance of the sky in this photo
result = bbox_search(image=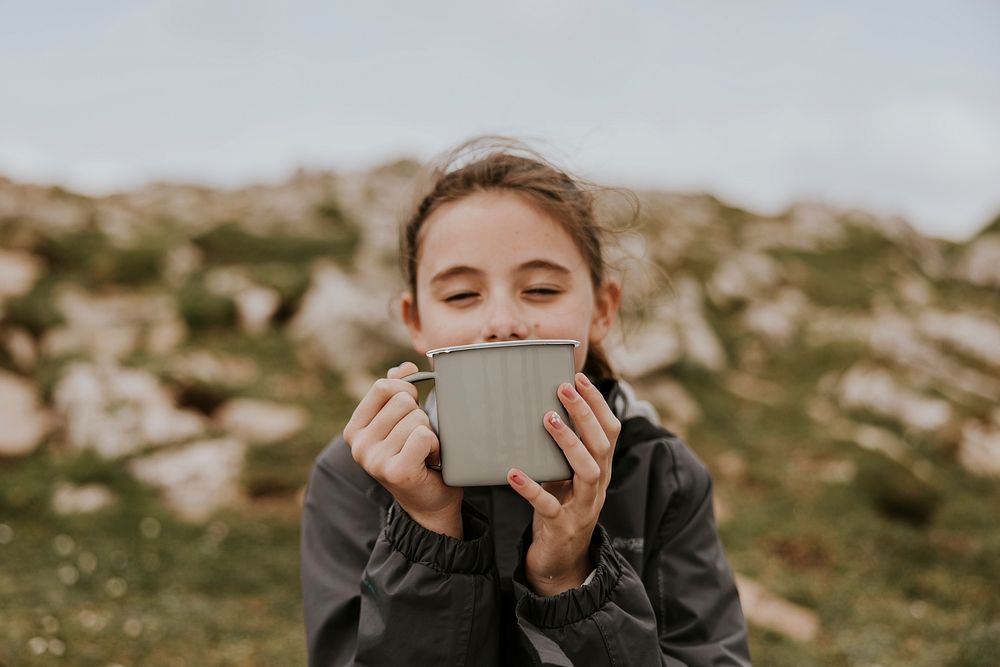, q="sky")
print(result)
[1,1,998,240]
